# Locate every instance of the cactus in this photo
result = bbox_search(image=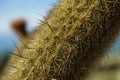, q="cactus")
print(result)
[1,0,120,80]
